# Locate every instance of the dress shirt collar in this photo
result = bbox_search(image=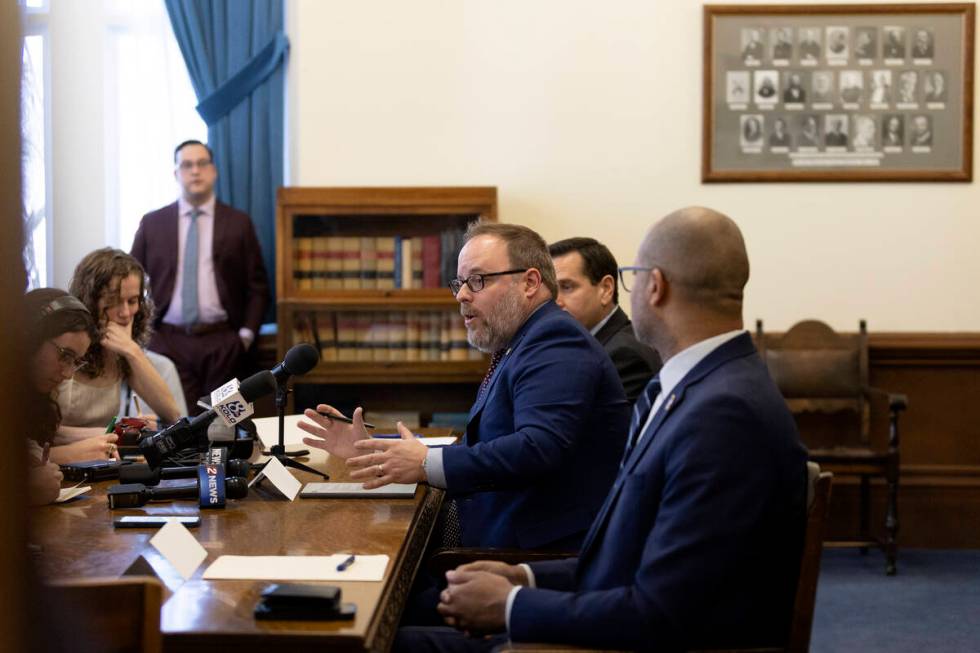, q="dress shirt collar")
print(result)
[657,329,745,401]
[589,305,617,337]
[178,195,216,219]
